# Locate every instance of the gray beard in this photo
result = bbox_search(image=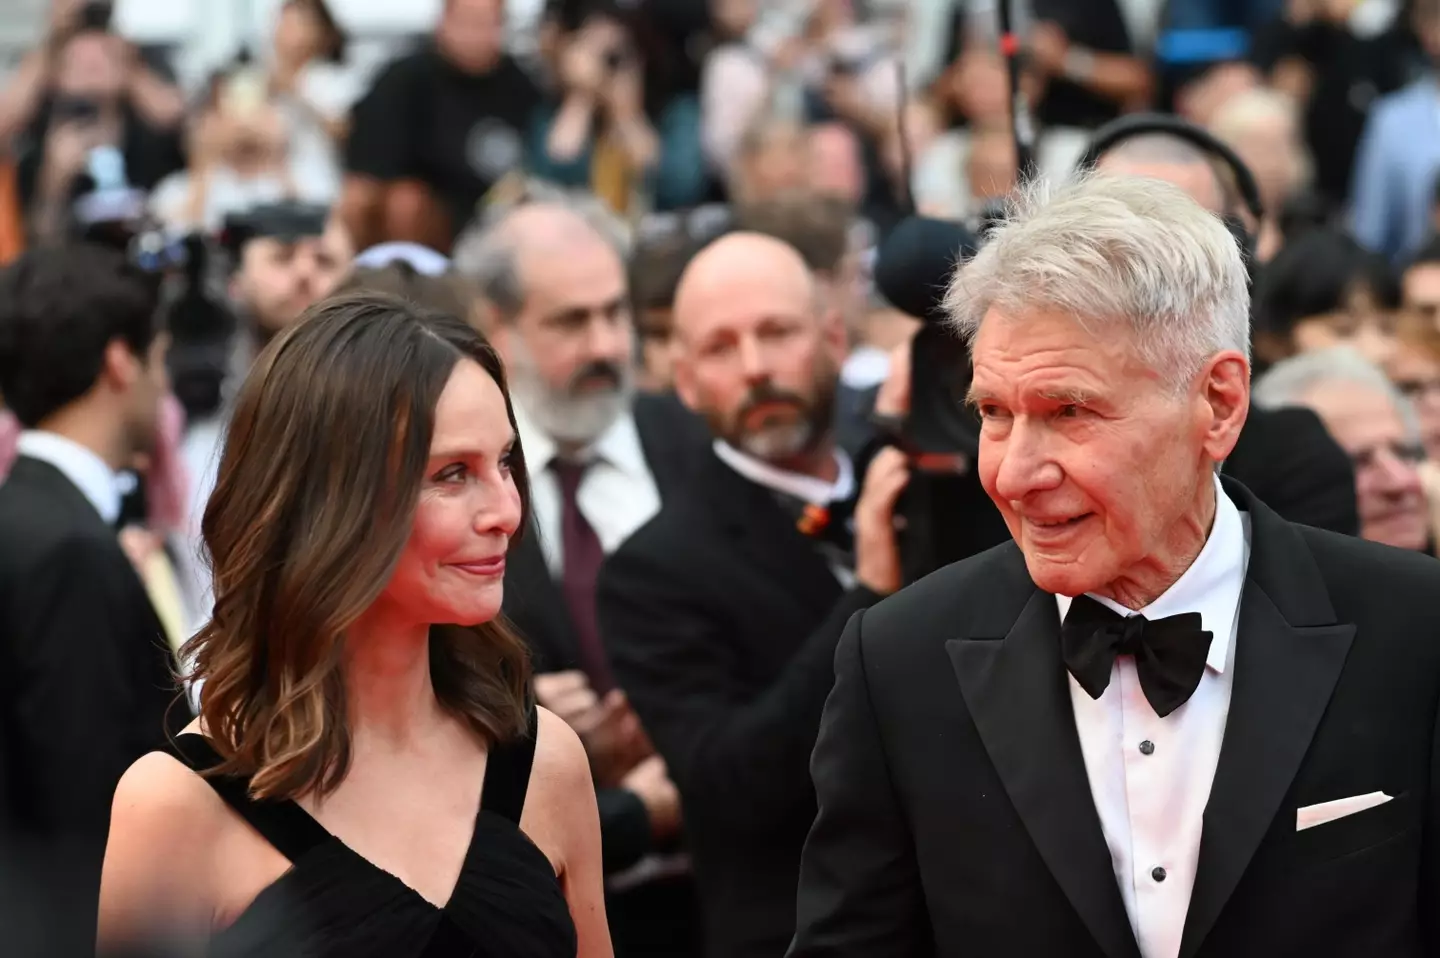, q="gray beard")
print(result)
[509,370,633,447]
